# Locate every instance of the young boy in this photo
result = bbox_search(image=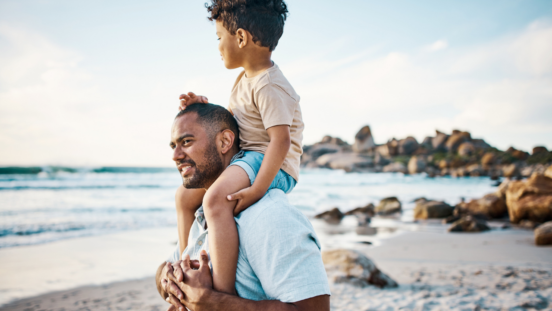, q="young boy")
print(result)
[176,0,303,296]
